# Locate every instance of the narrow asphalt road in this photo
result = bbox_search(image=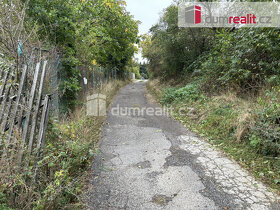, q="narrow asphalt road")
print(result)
[87,81,280,210]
